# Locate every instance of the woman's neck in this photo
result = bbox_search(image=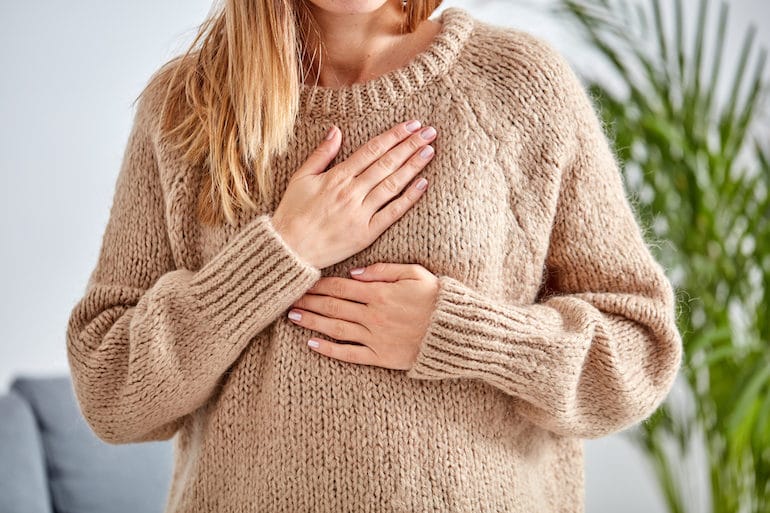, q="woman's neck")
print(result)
[303,3,441,88]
